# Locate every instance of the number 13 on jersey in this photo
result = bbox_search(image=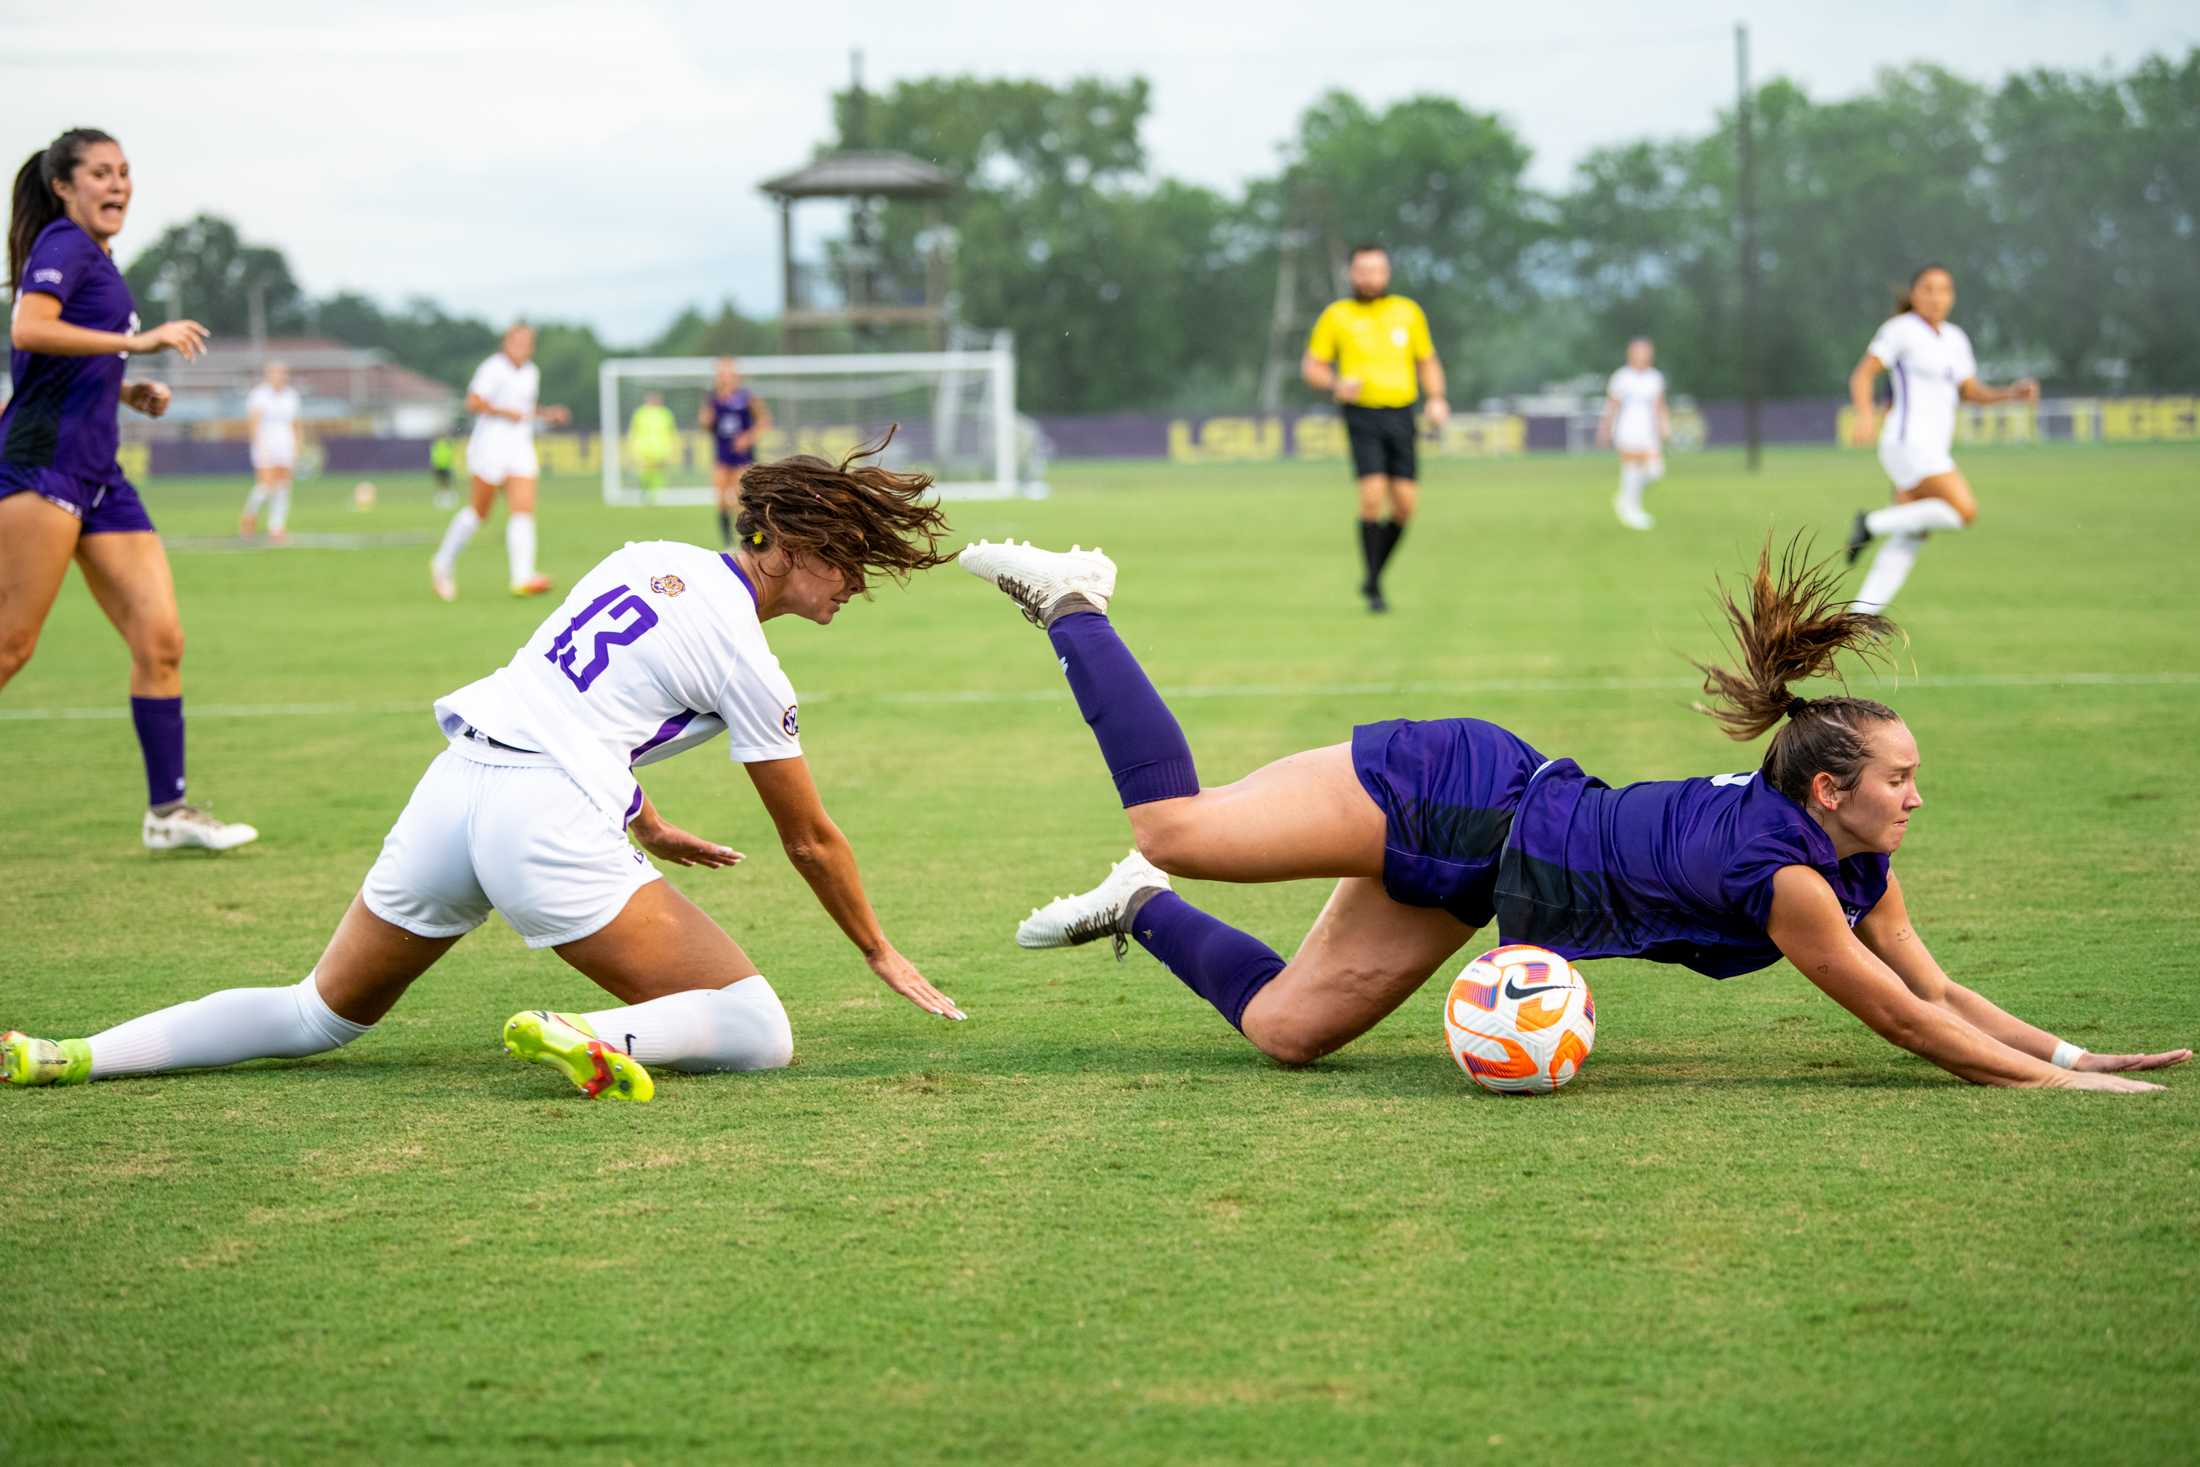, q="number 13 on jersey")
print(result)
[547,585,659,693]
